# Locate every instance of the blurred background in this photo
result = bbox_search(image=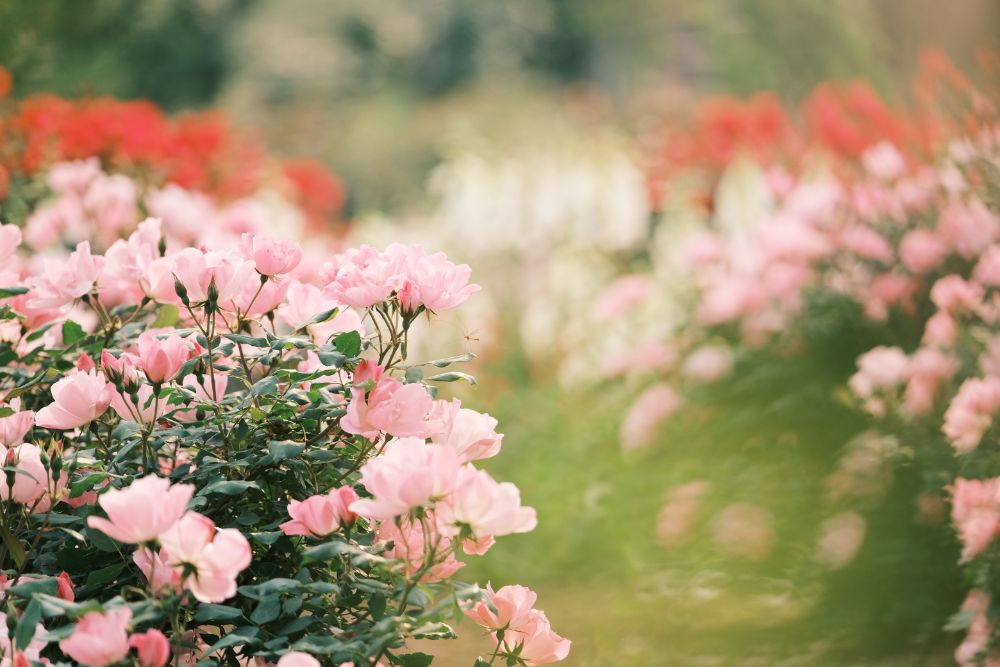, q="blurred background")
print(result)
[4,1,1000,664]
